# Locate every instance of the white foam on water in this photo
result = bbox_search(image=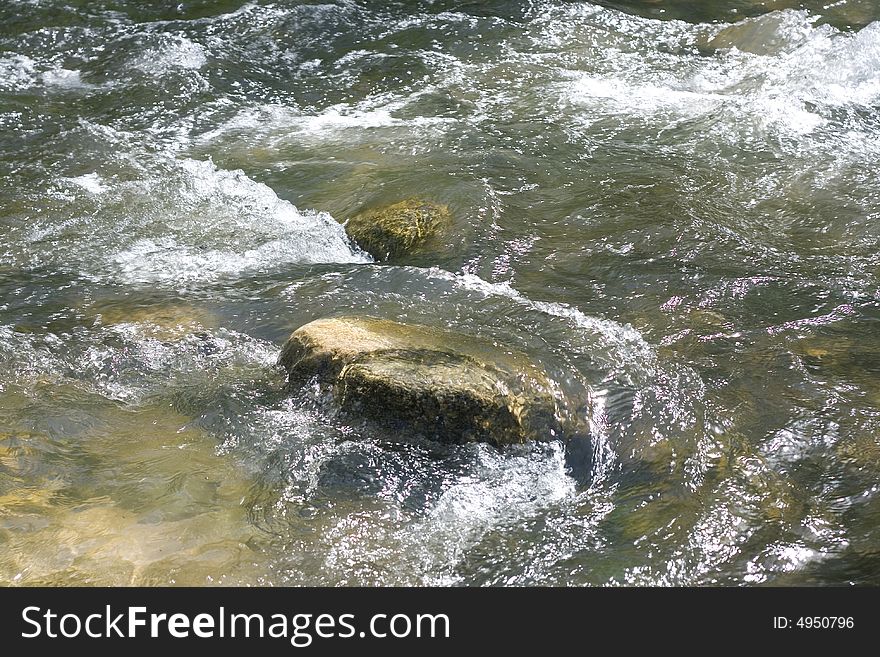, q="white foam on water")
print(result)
[199,98,454,147]
[779,20,880,108]
[309,442,578,585]
[743,543,822,584]
[131,34,208,74]
[558,9,880,149]
[196,104,397,145]
[113,233,345,285]
[31,120,367,286]
[65,173,108,194]
[196,105,297,144]
[0,54,36,92]
[108,158,368,285]
[41,68,94,90]
[0,325,58,381]
[402,442,576,584]
[567,73,726,125]
[428,268,656,370]
[298,106,398,131]
[75,325,280,404]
